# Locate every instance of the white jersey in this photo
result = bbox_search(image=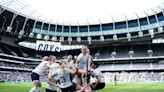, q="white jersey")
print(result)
[32,61,47,75]
[46,73,59,91]
[91,68,105,83]
[56,68,73,88]
[66,60,74,69]
[47,63,60,91]
[77,53,89,70]
[90,76,97,84]
[72,75,81,85]
[51,63,60,69]
[46,82,58,91]
[48,63,60,80]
